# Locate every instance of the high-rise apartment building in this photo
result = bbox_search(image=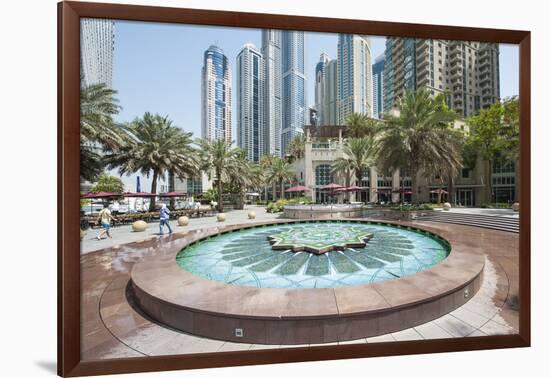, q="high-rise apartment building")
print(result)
[337,34,373,124]
[372,54,385,119]
[281,31,307,156]
[314,53,329,125]
[80,18,115,87]
[201,45,232,142]
[236,43,265,162]
[262,30,283,157]
[324,59,339,125]
[384,37,500,117]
